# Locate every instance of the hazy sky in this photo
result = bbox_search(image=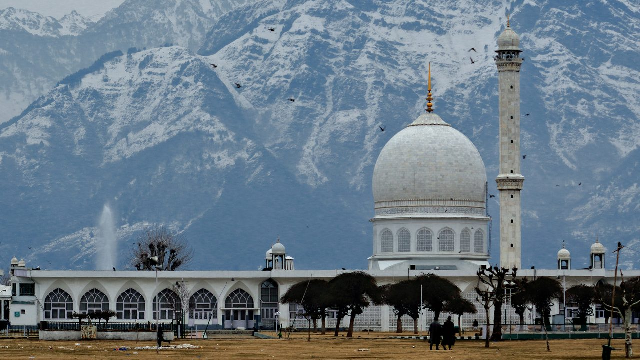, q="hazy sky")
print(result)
[0,0,125,19]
